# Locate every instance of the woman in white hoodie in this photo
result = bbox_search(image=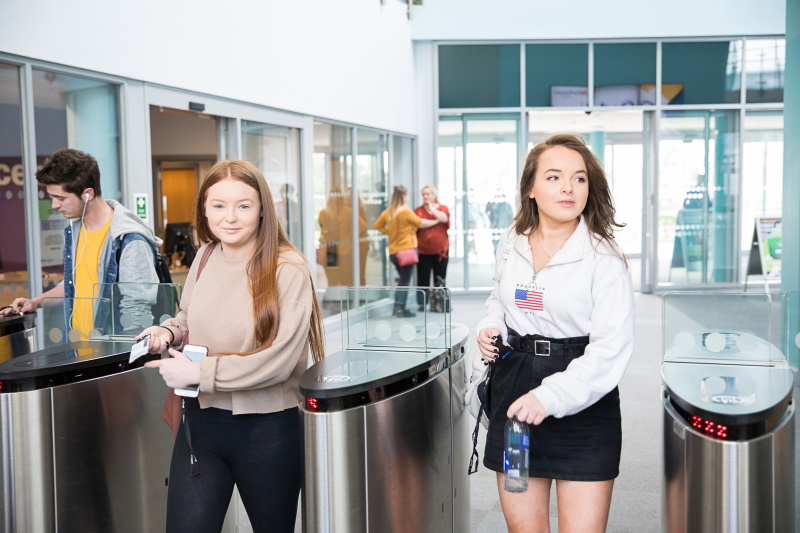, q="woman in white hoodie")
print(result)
[476,134,634,533]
